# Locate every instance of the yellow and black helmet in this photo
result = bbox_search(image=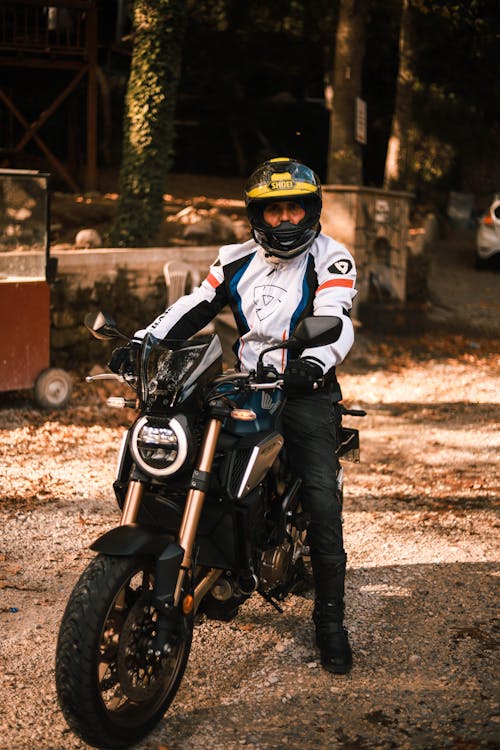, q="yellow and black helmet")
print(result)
[245,157,322,259]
